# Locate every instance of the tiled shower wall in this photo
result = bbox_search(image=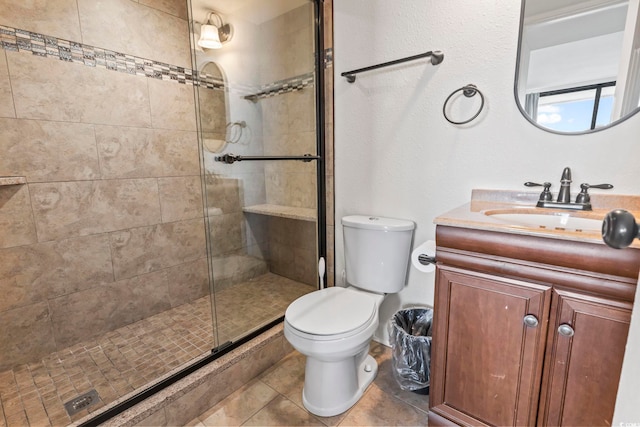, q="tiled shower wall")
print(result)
[259,5,318,285]
[260,5,317,210]
[0,0,209,371]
